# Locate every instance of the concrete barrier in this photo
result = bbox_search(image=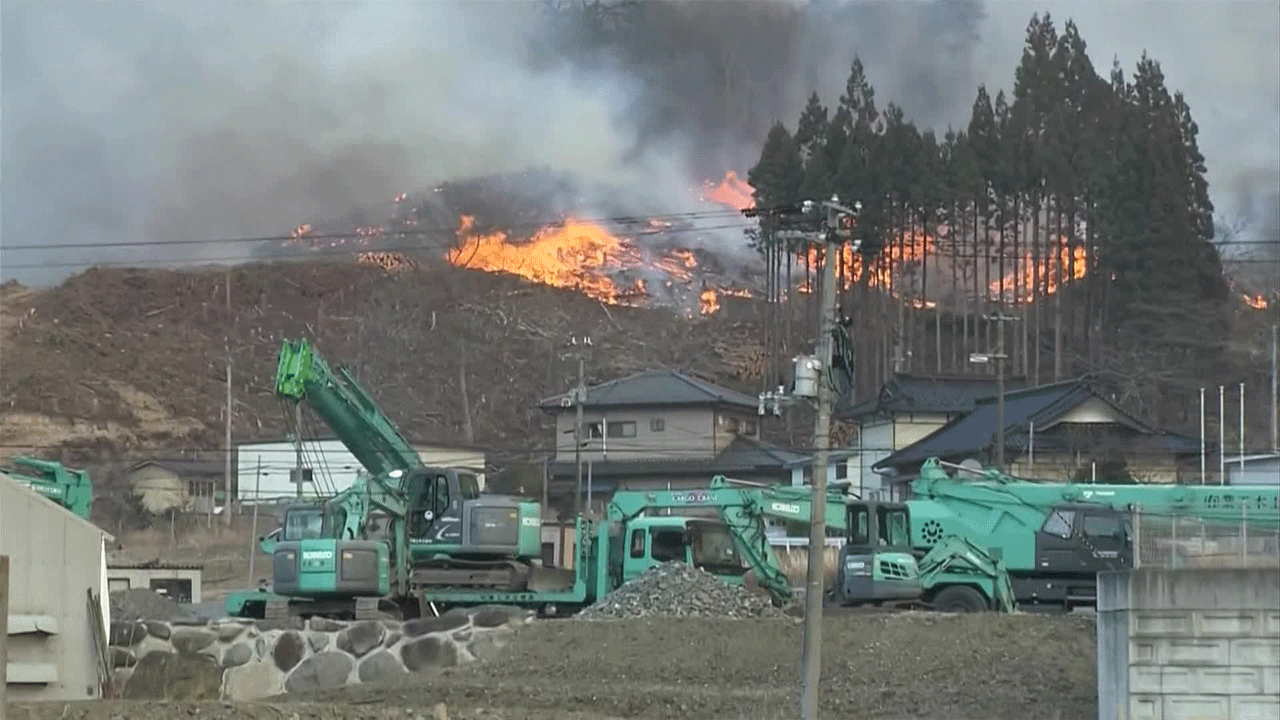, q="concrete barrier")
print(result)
[107,605,535,701]
[1098,568,1280,720]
